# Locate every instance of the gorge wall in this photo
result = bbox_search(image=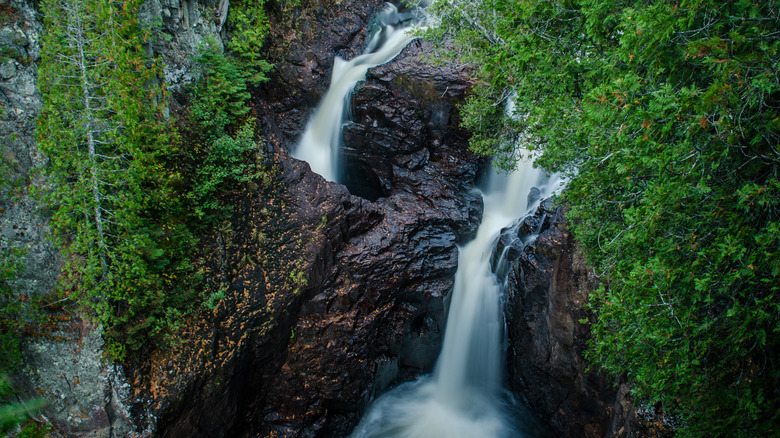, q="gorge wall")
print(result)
[2,0,664,436]
[0,1,145,436]
[0,0,234,433]
[143,25,484,438]
[504,200,673,438]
